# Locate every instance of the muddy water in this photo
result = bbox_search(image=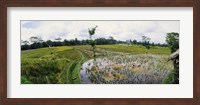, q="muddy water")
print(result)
[80,58,109,84]
[80,59,93,84]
